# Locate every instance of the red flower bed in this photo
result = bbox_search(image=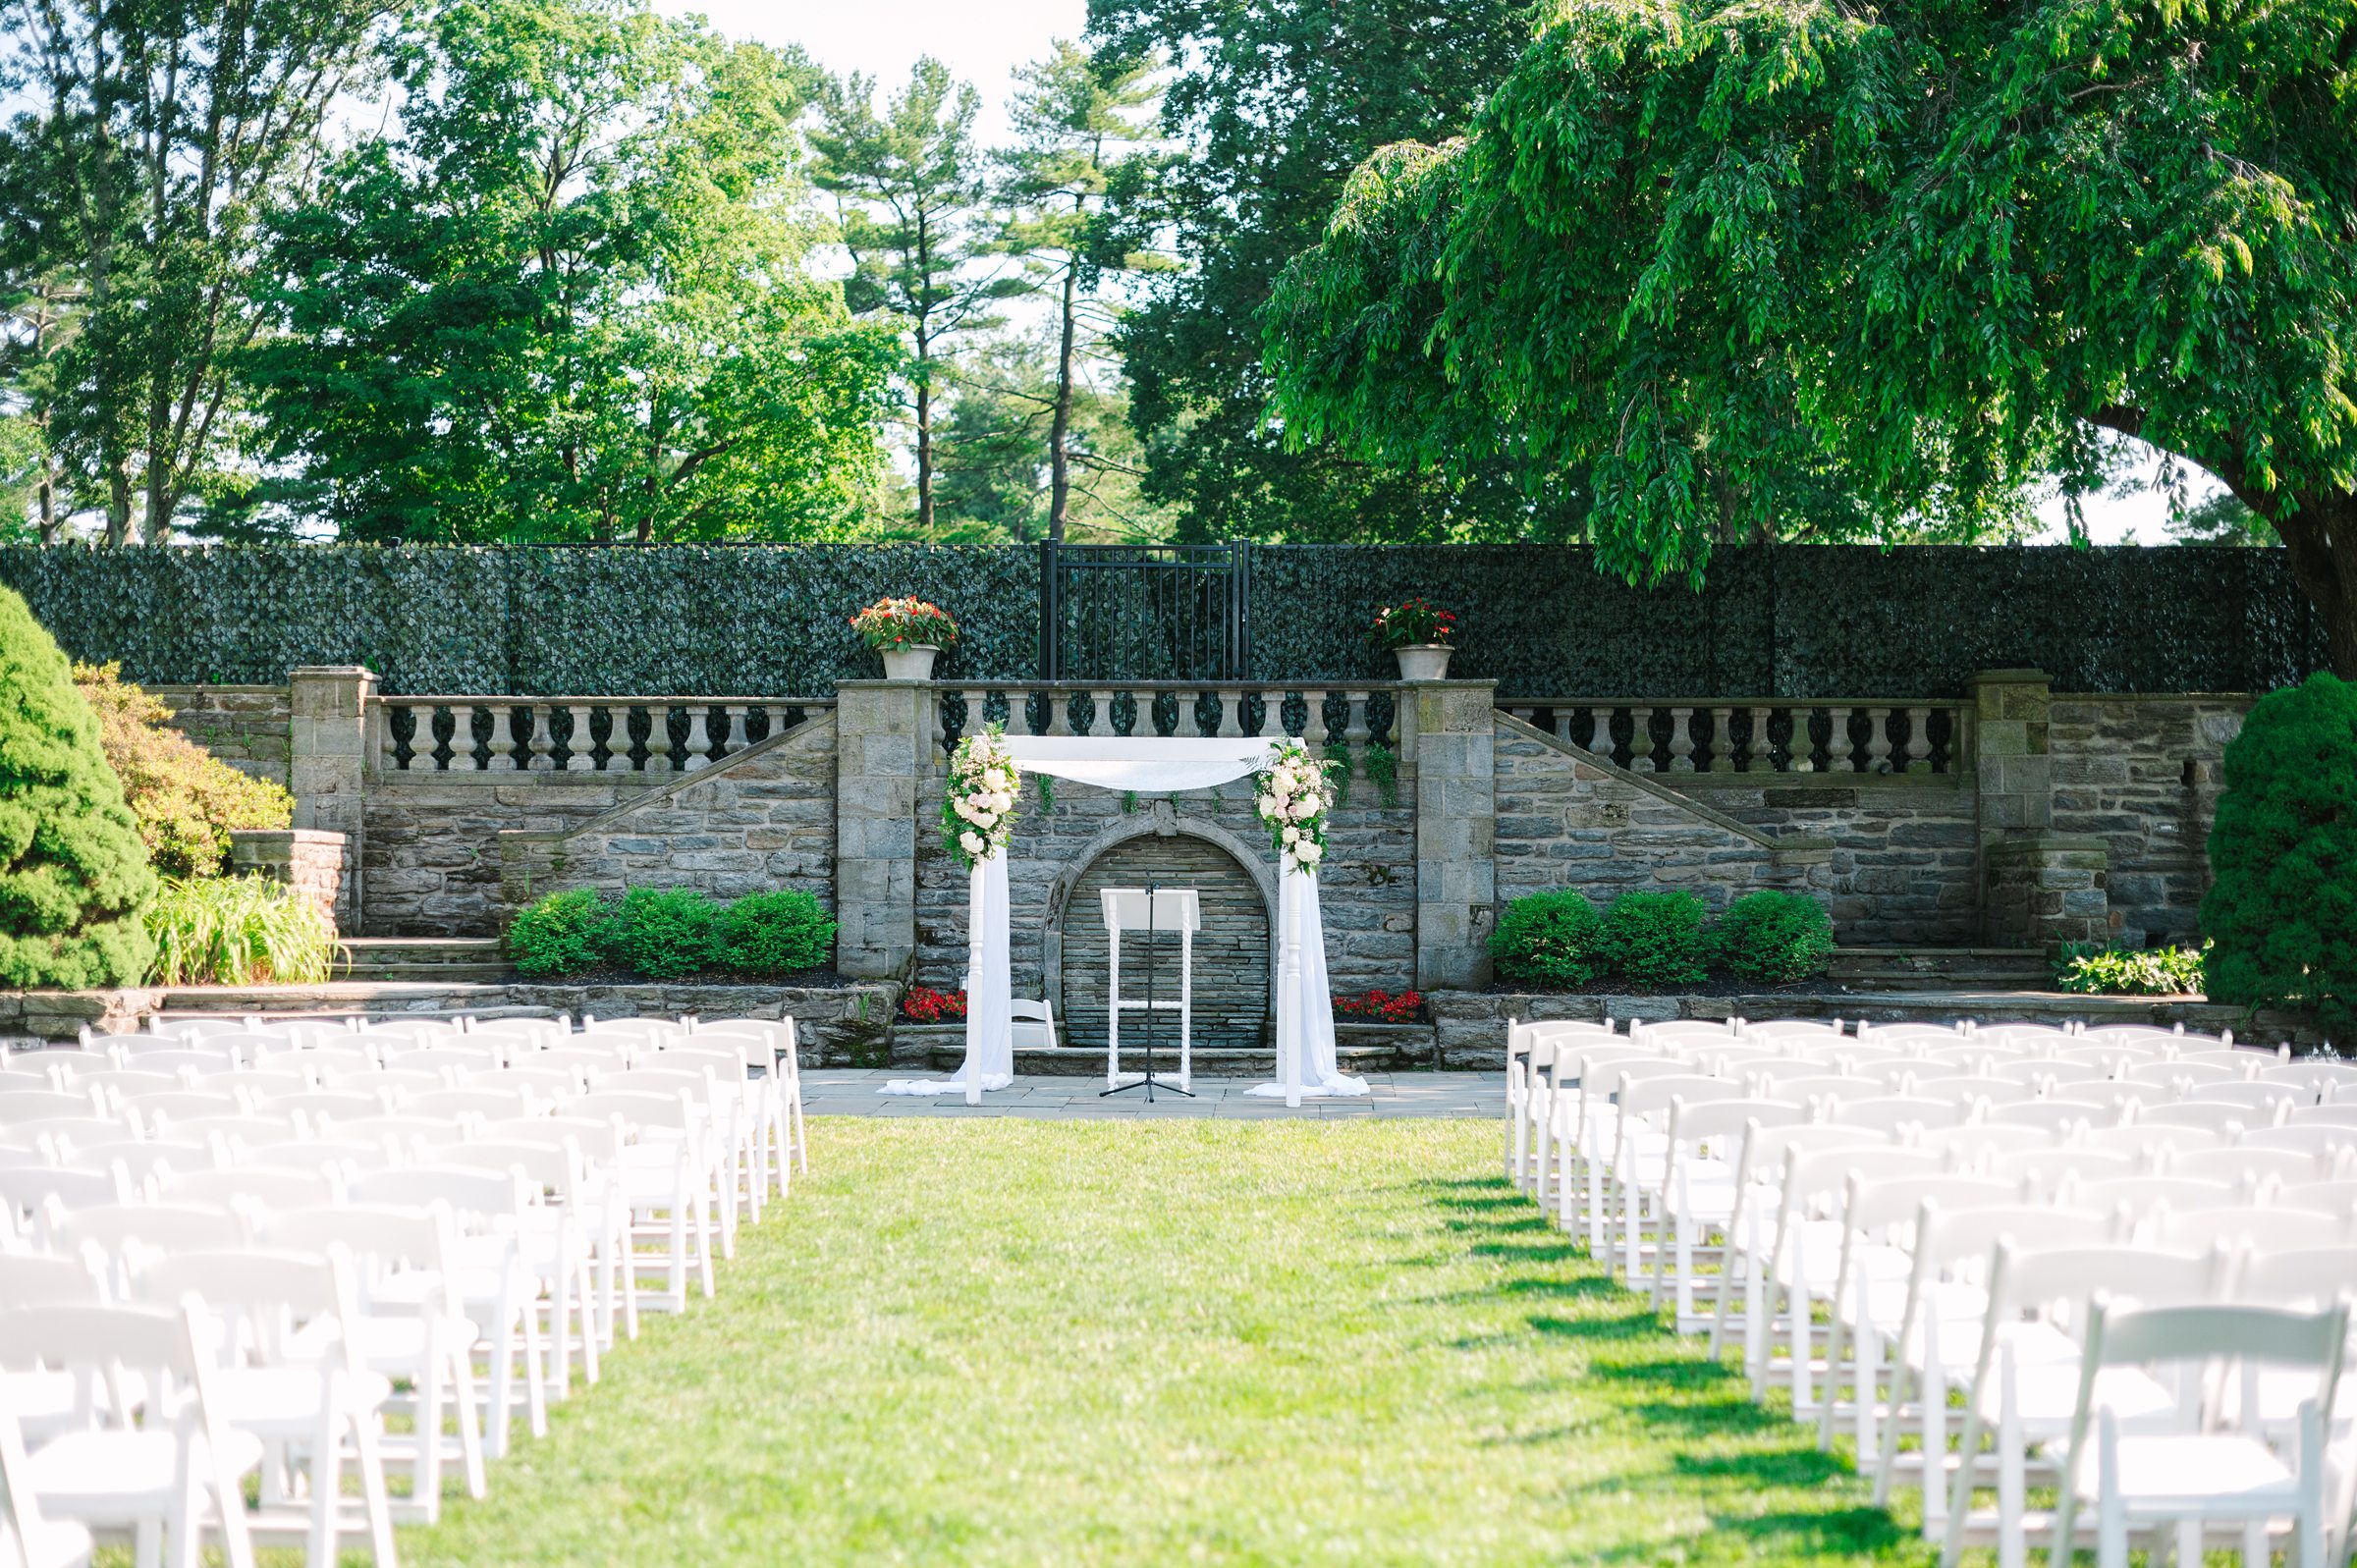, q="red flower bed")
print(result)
[1333,988,1424,1022]
[902,986,968,1022]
